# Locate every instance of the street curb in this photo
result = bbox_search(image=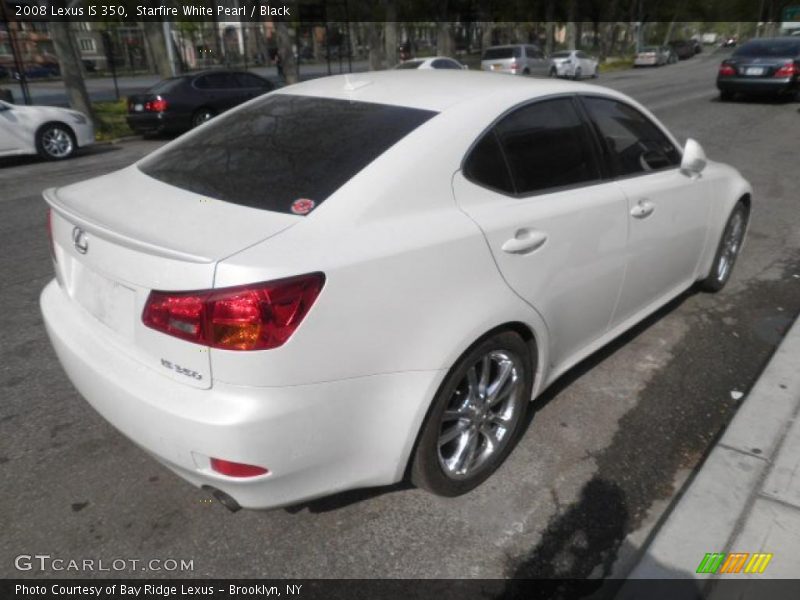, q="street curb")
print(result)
[619,311,800,586]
